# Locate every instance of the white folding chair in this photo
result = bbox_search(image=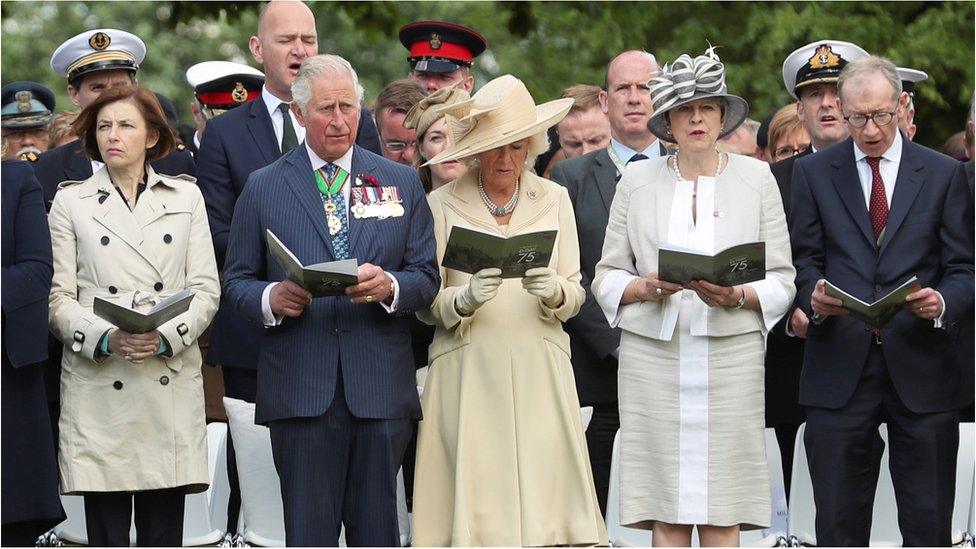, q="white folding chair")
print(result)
[787,423,817,546]
[741,428,789,547]
[182,422,229,545]
[397,467,411,547]
[51,494,91,545]
[581,406,594,432]
[965,480,975,547]
[868,425,901,546]
[223,397,285,547]
[952,423,976,545]
[606,430,653,547]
